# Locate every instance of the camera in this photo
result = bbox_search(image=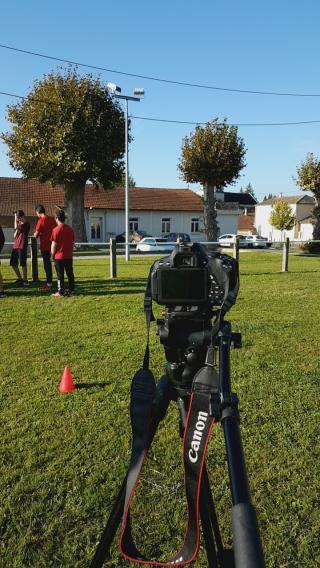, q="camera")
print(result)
[150,242,239,313]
